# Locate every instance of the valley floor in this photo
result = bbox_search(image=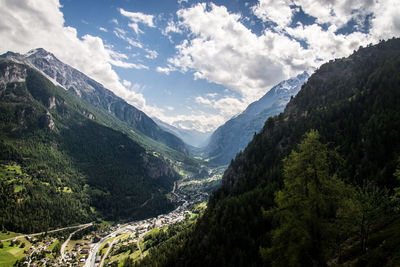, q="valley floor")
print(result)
[0,167,222,267]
